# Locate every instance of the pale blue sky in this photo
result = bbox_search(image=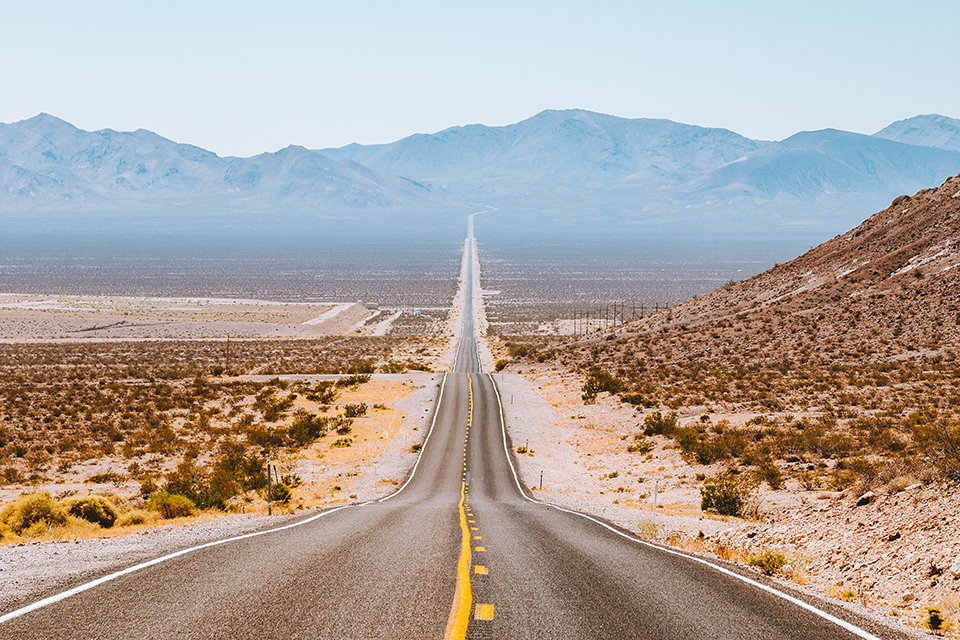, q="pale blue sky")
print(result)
[1,0,957,157]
